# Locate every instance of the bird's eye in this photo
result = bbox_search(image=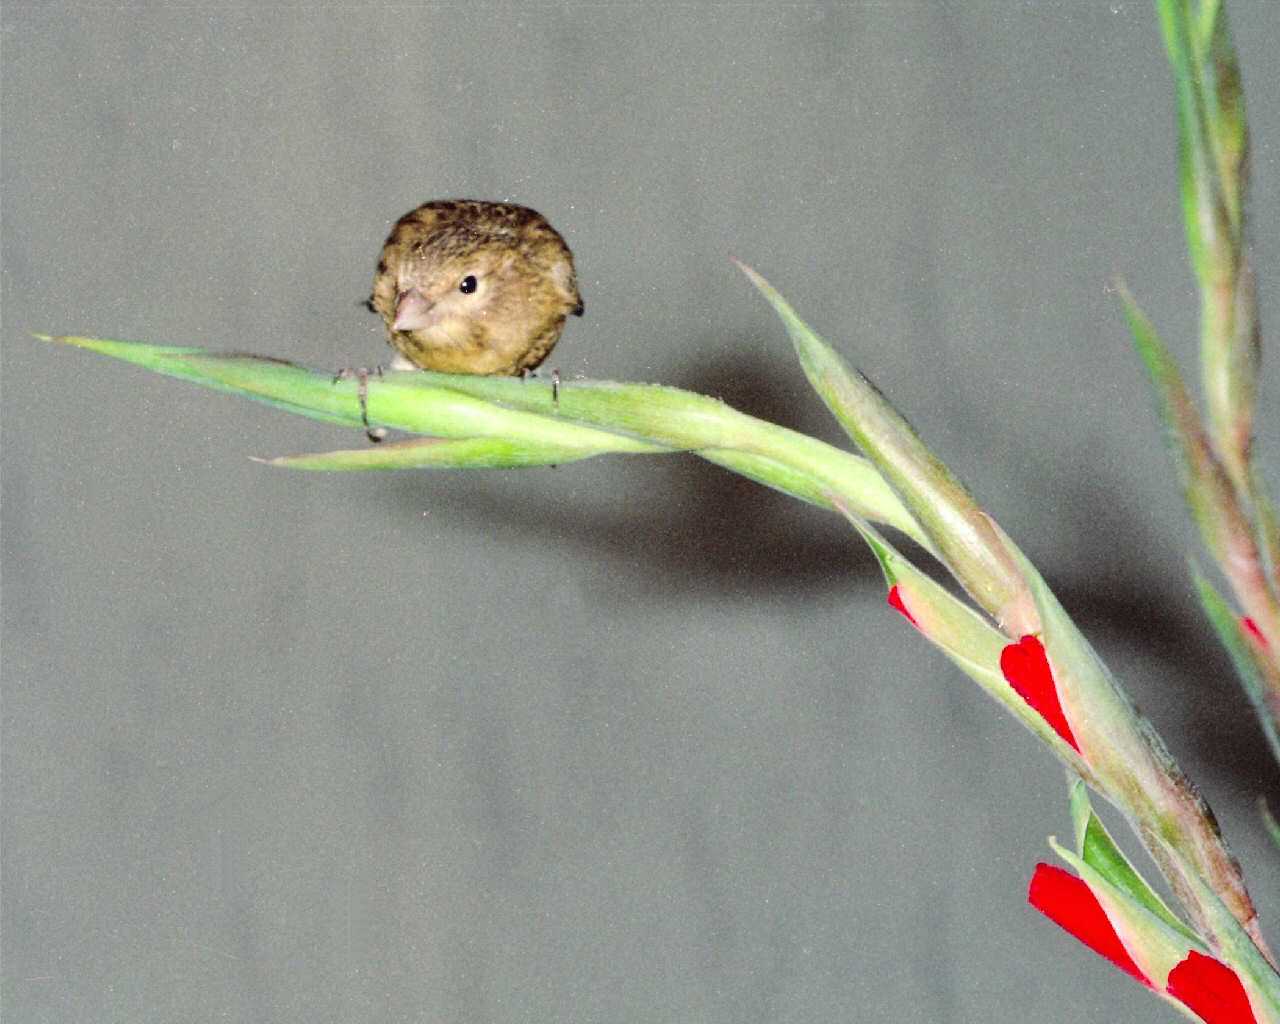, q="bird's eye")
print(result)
[459,275,478,294]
